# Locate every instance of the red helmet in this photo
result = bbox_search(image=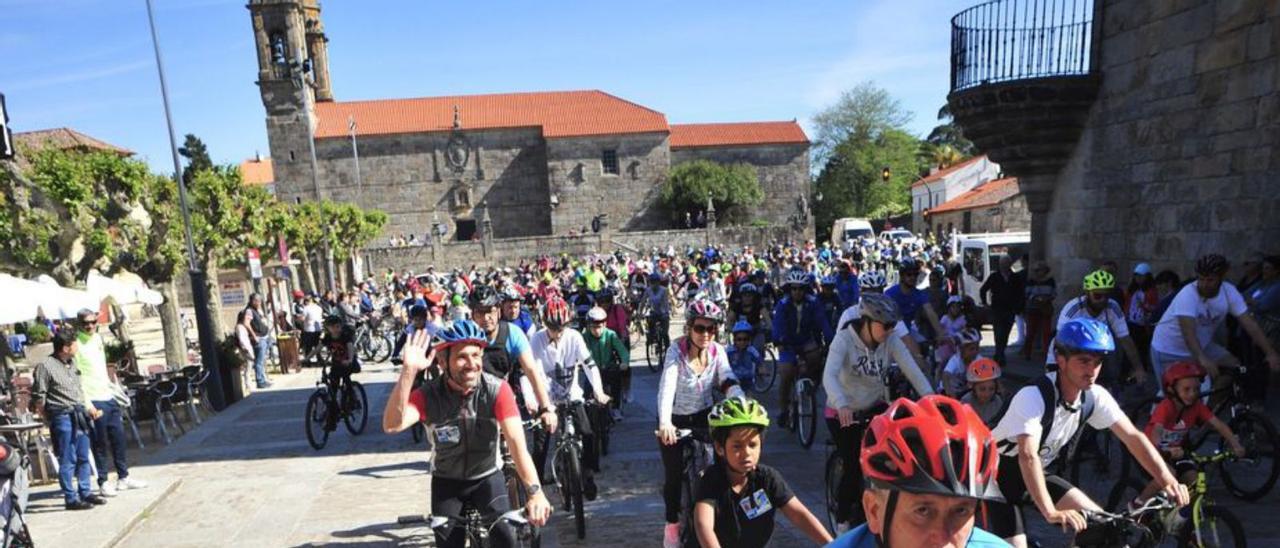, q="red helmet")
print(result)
[861,395,1002,502]
[1162,361,1206,394]
[543,298,572,328]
